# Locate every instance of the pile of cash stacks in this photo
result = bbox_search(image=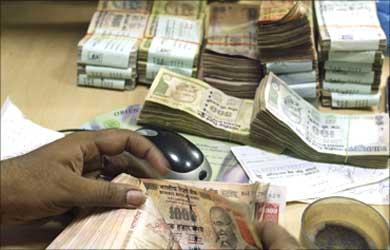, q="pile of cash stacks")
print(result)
[76,1,387,110]
[257,1,318,101]
[315,1,387,109]
[77,0,205,90]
